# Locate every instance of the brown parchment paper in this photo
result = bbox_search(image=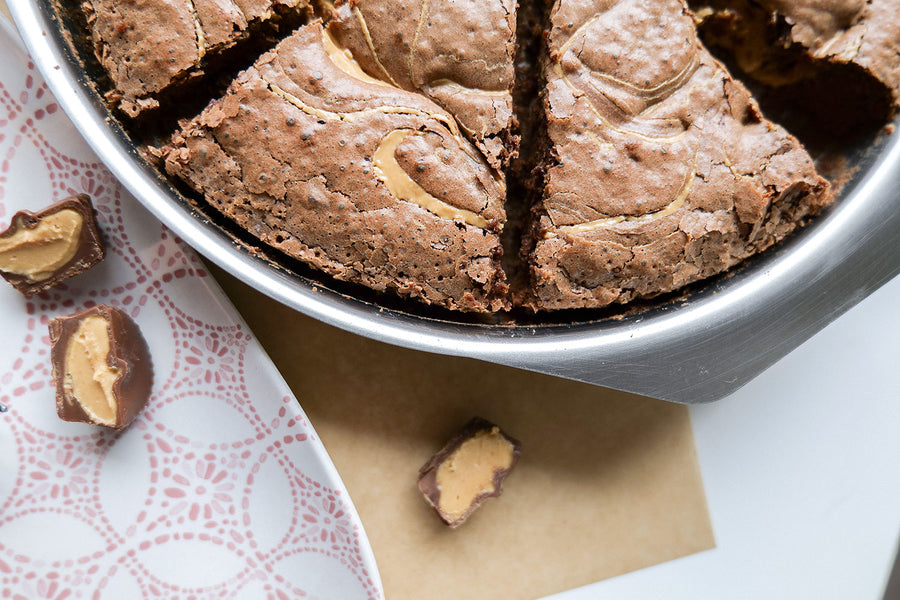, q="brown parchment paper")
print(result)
[213,267,715,599]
